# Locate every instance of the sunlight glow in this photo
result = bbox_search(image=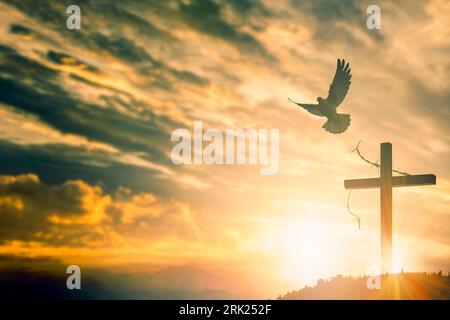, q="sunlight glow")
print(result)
[273,219,335,285]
